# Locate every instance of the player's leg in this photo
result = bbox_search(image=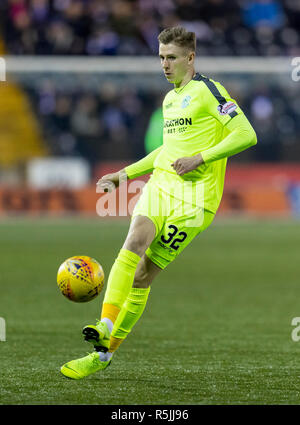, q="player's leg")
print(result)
[61,182,162,379]
[108,253,162,354]
[102,208,215,359]
[82,214,156,352]
[61,215,157,379]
